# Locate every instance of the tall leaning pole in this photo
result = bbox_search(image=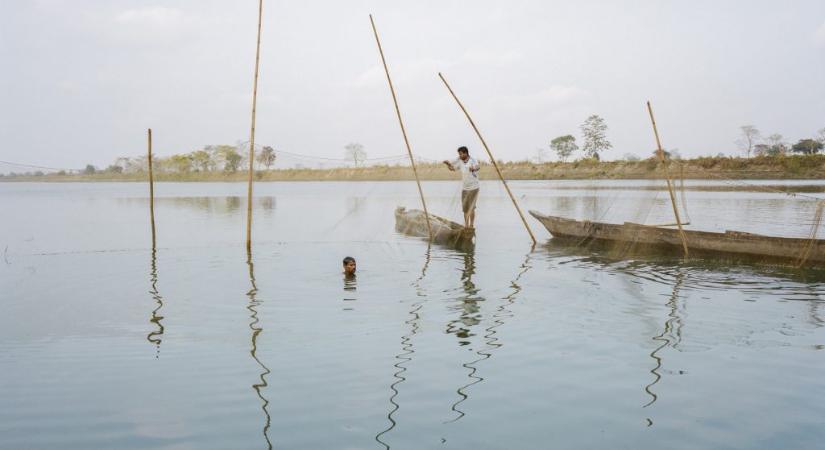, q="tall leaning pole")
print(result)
[438,72,537,246]
[369,14,433,240]
[246,0,264,253]
[646,101,689,257]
